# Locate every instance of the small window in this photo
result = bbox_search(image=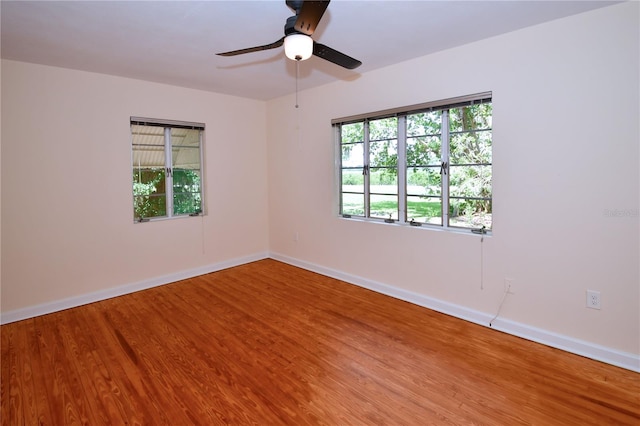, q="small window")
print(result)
[335,93,492,231]
[131,118,204,222]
